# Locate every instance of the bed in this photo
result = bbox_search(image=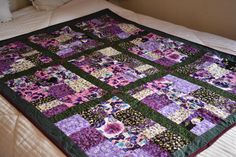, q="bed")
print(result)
[0,0,236,157]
